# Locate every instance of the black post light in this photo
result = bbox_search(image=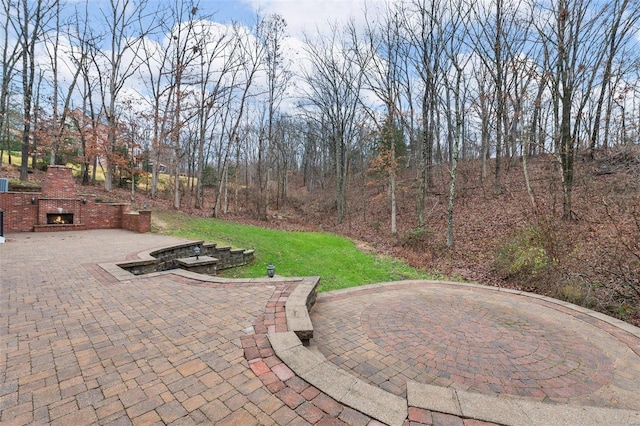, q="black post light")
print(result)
[193,246,201,260]
[267,263,275,278]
